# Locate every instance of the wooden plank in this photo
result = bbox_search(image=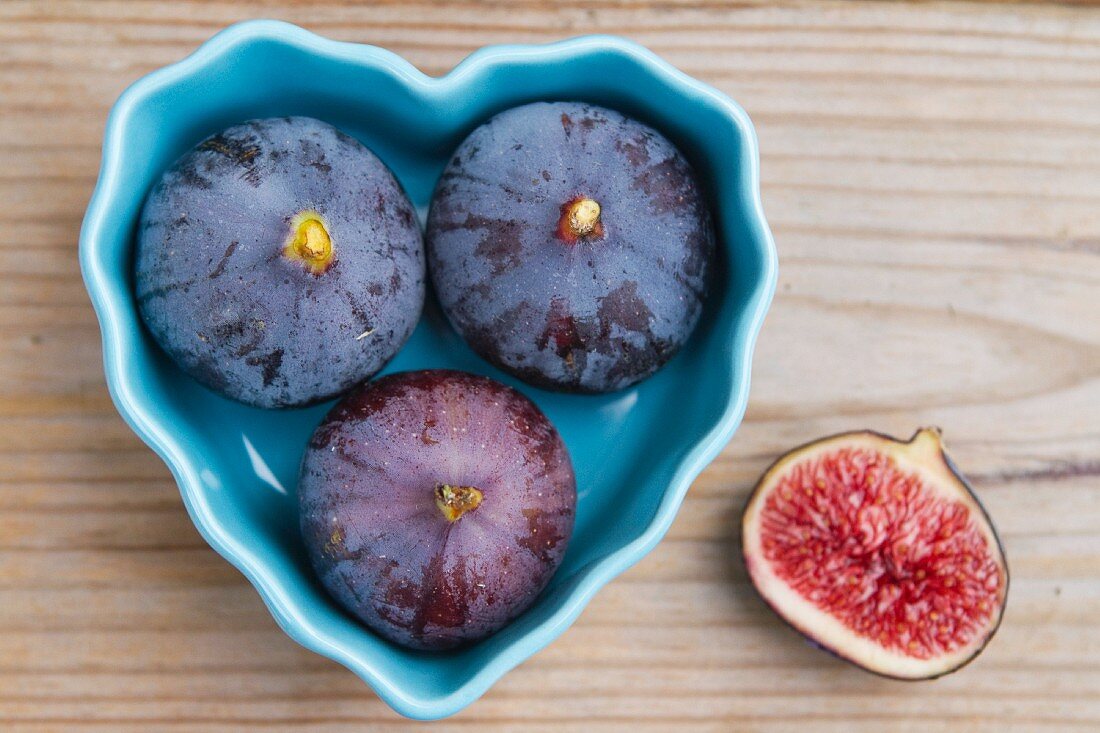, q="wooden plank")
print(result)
[0,0,1098,730]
